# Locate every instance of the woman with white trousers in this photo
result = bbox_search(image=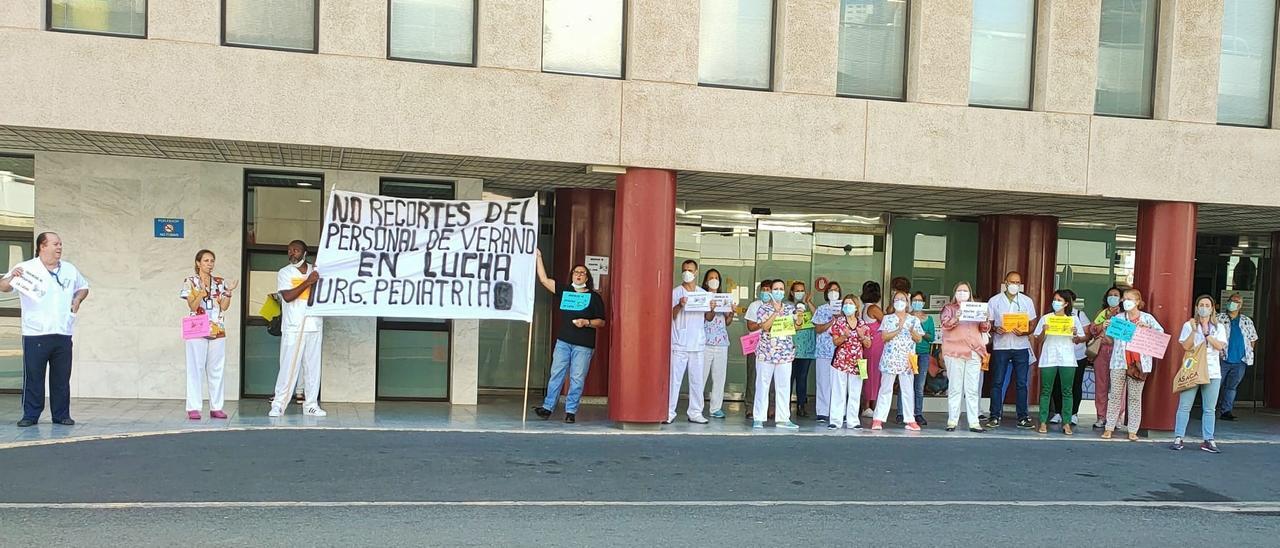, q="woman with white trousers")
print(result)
[180,249,236,420]
[827,295,873,430]
[812,281,844,422]
[873,290,925,431]
[700,269,733,419]
[751,279,803,430]
[940,282,989,432]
